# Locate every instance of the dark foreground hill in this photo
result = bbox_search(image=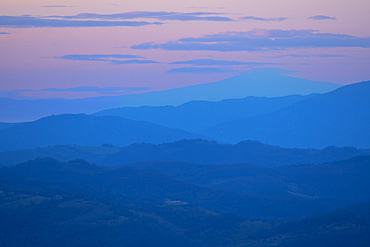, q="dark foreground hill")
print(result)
[131,155,370,207]
[1,156,370,217]
[246,203,370,247]
[0,158,331,219]
[0,114,203,152]
[95,94,314,131]
[1,192,369,247]
[0,157,369,246]
[201,81,370,148]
